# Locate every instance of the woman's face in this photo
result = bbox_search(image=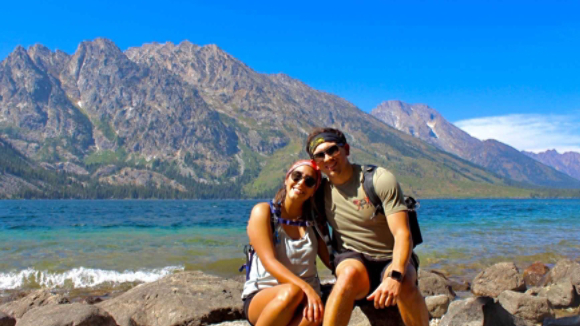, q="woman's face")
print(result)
[285,165,318,201]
